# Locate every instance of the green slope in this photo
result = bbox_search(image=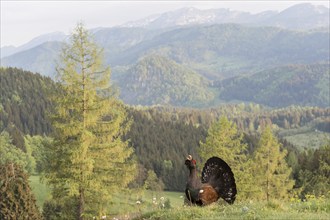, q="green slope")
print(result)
[218,63,330,107]
[119,55,215,107]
